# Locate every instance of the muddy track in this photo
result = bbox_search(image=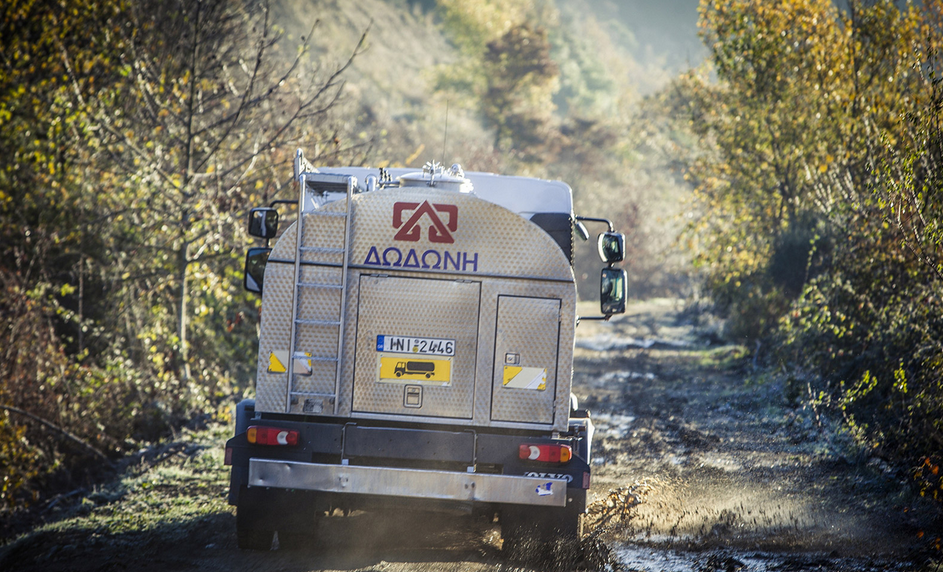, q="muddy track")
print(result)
[1,299,939,571]
[575,299,939,571]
